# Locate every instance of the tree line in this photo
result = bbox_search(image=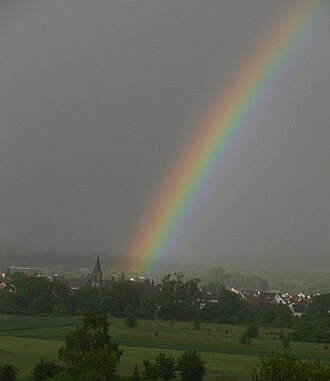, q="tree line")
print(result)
[1,272,330,343]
